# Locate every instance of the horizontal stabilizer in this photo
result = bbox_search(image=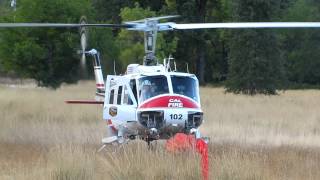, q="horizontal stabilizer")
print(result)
[65,100,104,104]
